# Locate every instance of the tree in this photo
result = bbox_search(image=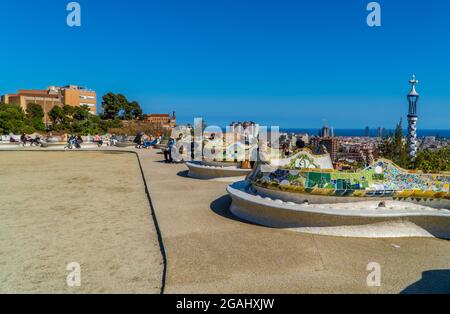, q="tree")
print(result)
[0,104,26,134]
[379,118,410,169]
[63,105,77,118]
[73,106,90,121]
[101,92,143,120]
[414,148,450,173]
[48,106,66,126]
[124,101,143,120]
[26,103,44,119]
[101,93,122,120]
[26,103,45,132]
